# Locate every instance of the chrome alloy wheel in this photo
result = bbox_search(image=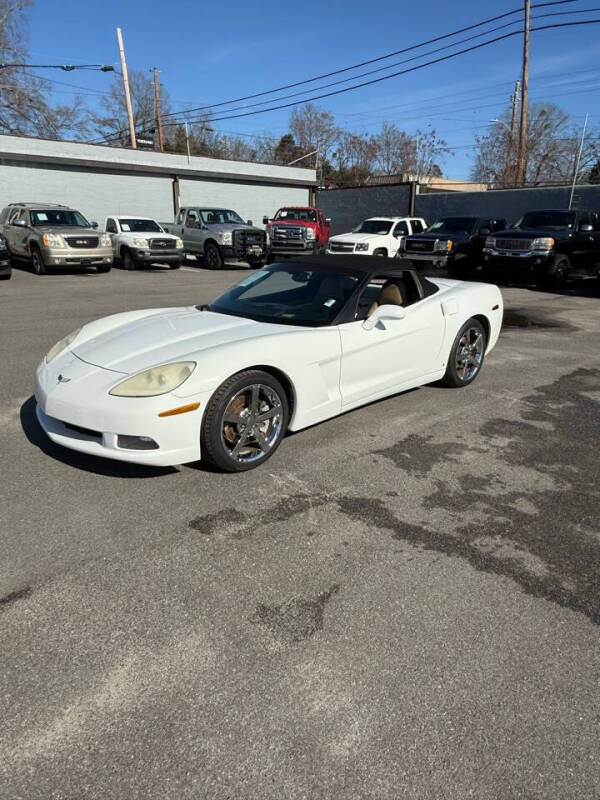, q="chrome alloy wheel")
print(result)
[456,326,484,382]
[221,383,283,464]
